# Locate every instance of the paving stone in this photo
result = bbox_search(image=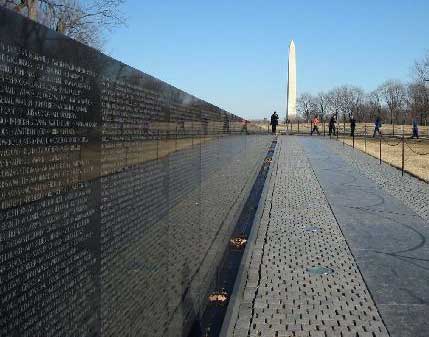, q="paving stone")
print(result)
[228,137,389,337]
[326,137,429,223]
[296,136,429,337]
